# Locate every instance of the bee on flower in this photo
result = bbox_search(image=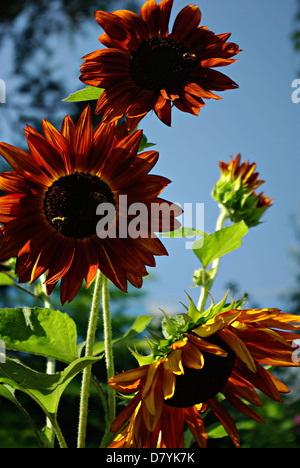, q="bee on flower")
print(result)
[0,106,181,304]
[80,0,241,129]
